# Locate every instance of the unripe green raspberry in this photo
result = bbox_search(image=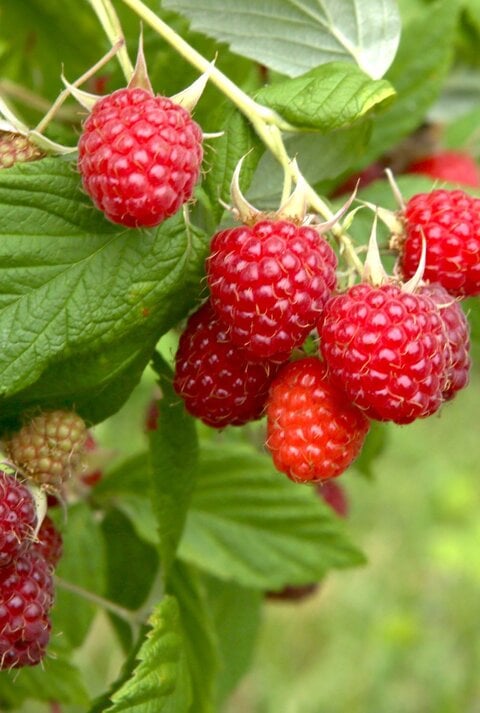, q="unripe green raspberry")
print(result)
[6,411,88,490]
[0,132,44,169]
